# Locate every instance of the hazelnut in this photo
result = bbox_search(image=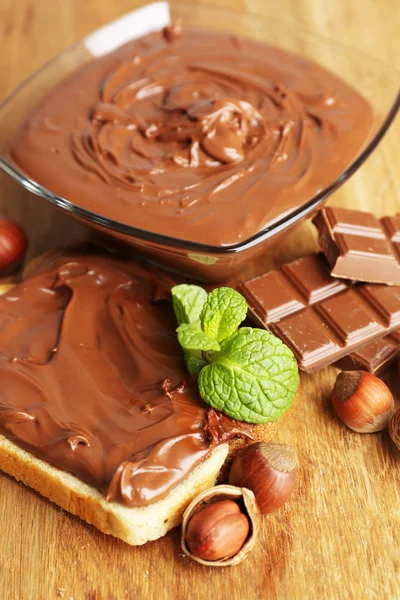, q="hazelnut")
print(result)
[332,371,394,433]
[389,408,400,451]
[0,218,27,275]
[185,499,249,561]
[228,442,298,514]
[181,485,260,567]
